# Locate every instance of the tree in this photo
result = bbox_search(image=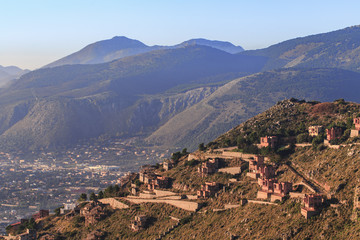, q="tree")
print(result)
[54,206,63,216]
[78,193,87,202]
[26,218,35,229]
[296,133,310,143]
[171,151,182,161]
[89,192,97,201]
[97,190,104,199]
[181,148,188,155]
[114,185,120,193]
[198,143,206,152]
